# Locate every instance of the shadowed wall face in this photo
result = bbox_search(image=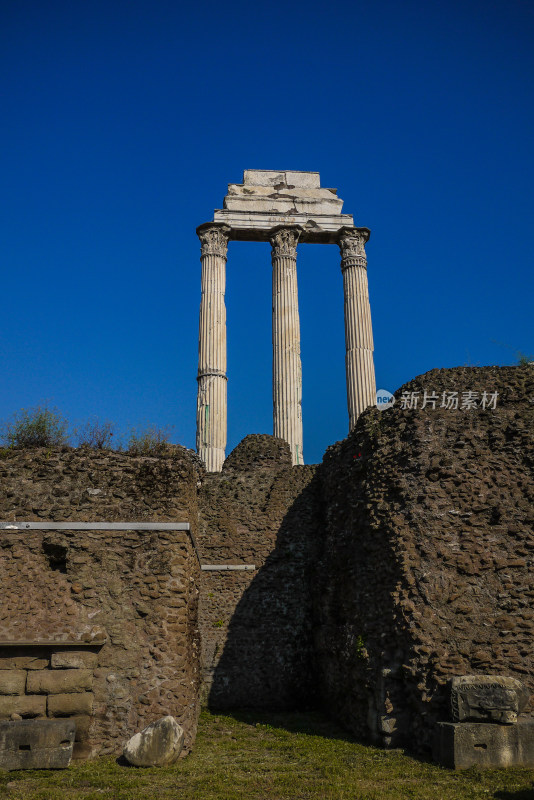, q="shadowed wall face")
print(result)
[197,435,321,710]
[315,365,534,752]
